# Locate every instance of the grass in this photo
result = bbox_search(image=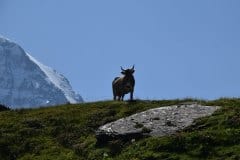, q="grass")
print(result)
[0,98,240,160]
